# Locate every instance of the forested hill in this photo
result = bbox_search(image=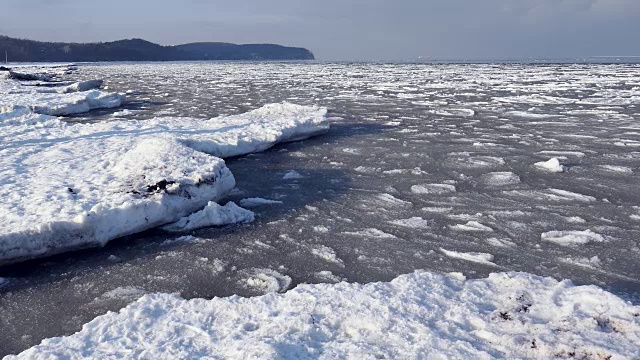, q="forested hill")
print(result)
[0,36,315,62]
